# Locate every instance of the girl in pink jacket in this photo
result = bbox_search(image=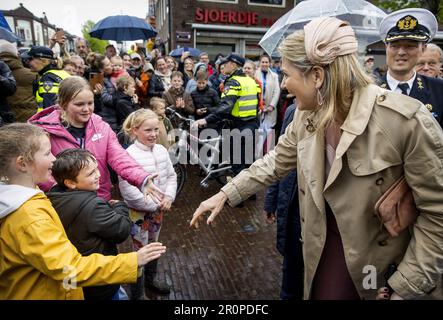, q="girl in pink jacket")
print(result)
[29,76,163,202]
